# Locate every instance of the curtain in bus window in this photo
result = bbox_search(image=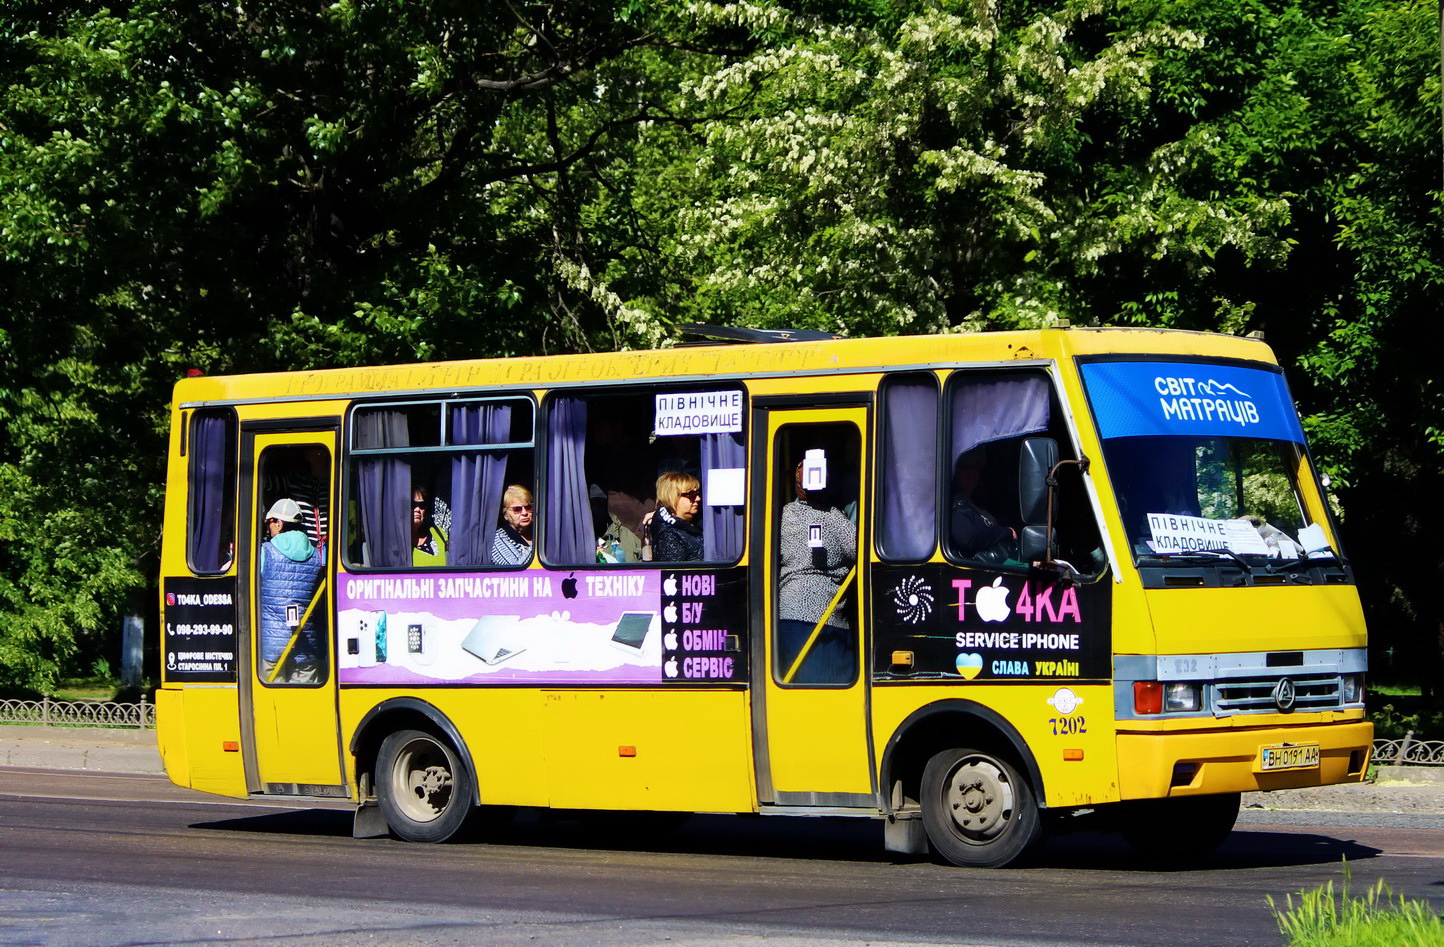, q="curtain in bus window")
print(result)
[701,430,745,561]
[354,409,411,568]
[449,403,512,566]
[879,377,938,560]
[190,411,233,573]
[950,375,1051,462]
[546,397,591,562]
